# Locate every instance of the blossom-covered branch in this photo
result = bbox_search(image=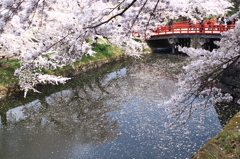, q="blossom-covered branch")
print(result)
[165,21,240,127]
